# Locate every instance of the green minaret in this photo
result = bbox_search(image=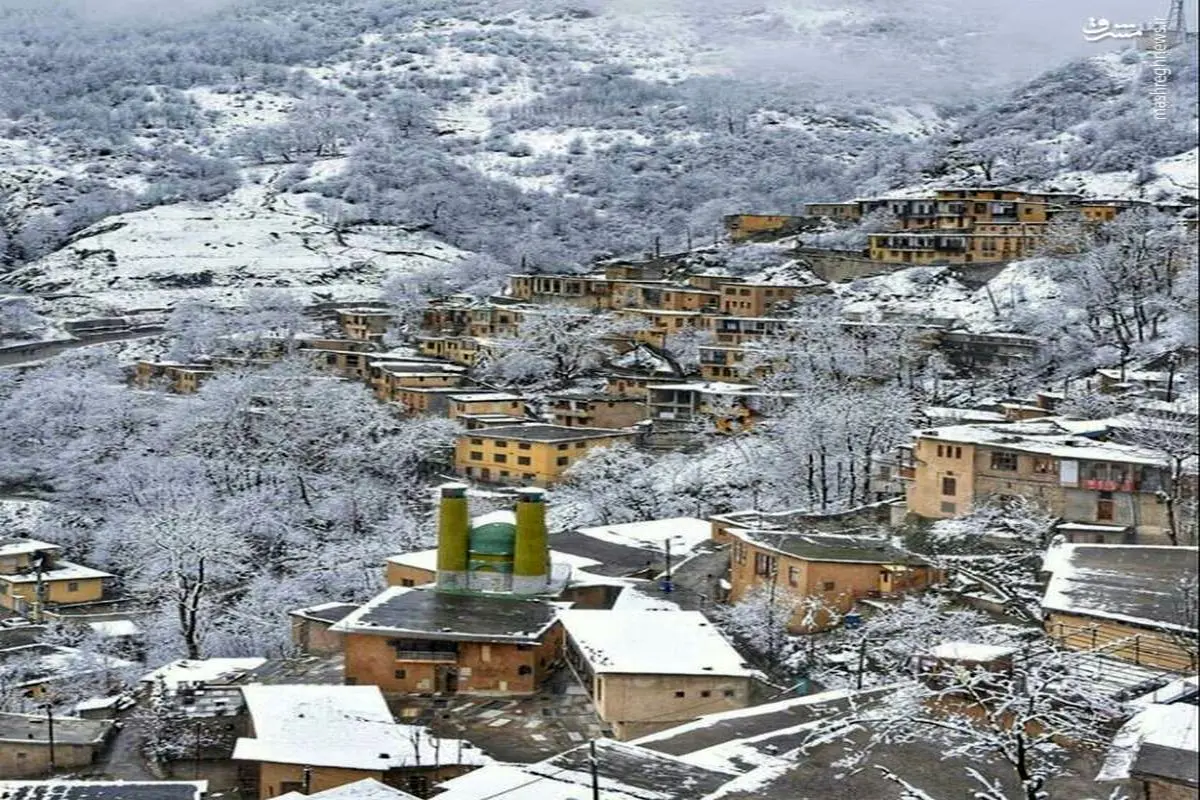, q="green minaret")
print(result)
[435,483,469,591]
[512,488,549,595]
